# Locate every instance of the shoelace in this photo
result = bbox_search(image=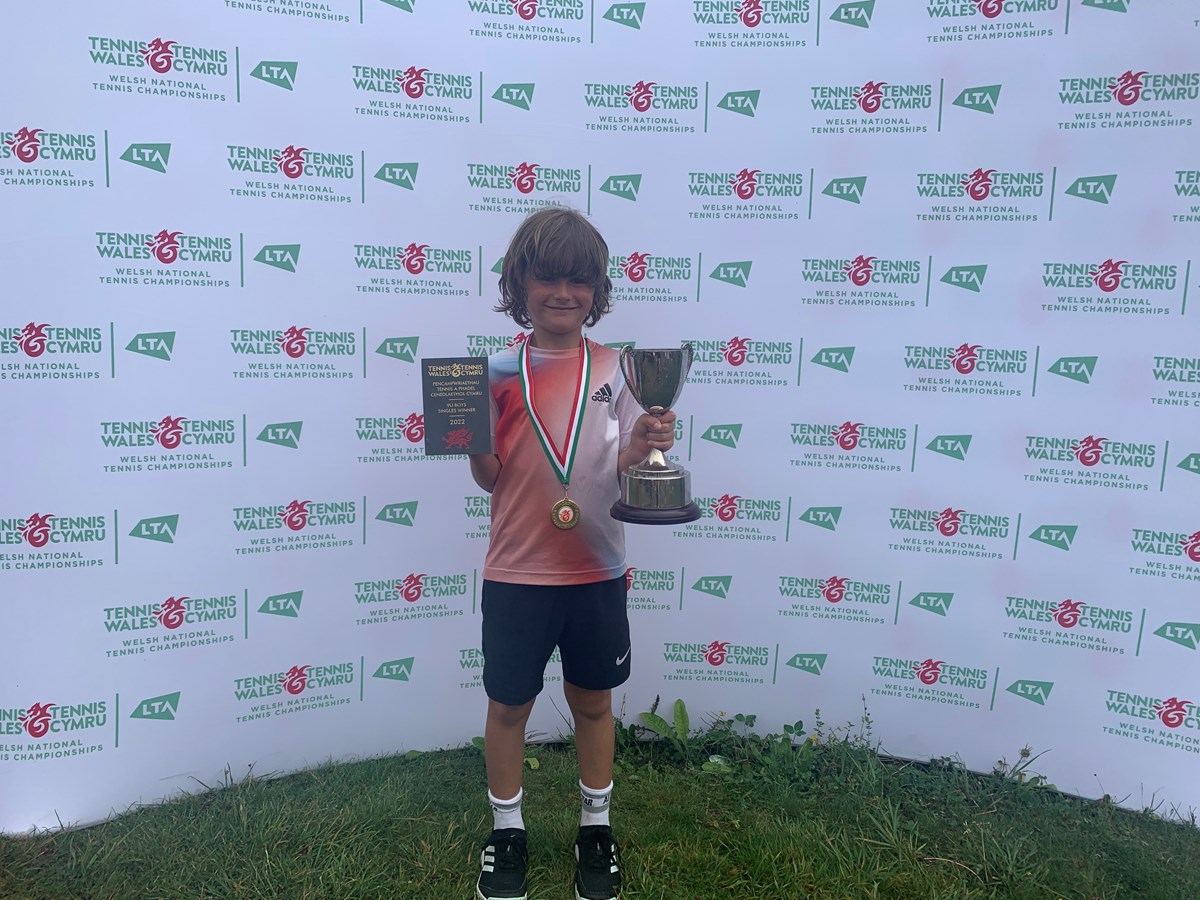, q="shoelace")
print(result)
[491,836,524,872]
[578,834,616,873]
